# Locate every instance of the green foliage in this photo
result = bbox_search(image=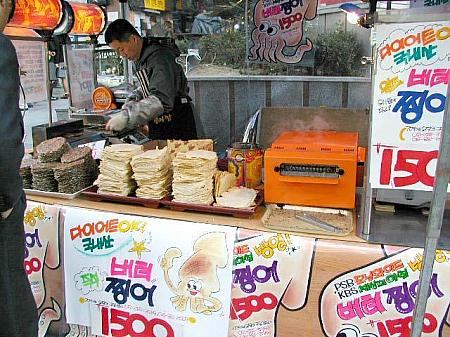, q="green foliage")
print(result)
[199,30,246,68]
[195,25,364,76]
[97,52,124,75]
[108,56,124,75]
[314,27,363,76]
[197,30,295,75]
[175,38,189,54]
